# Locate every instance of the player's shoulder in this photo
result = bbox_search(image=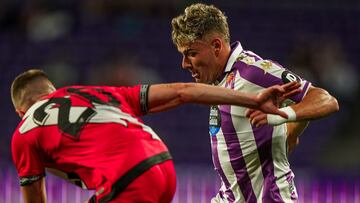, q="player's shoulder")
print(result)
[43,86,83,98]
[52,85,120,97]
[11,125,33,148]
[57,85,98,93]
[235,51,284,71]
